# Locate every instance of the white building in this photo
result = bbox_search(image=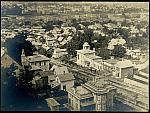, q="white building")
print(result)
[76,42,103,69]
[76,42,135,79]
